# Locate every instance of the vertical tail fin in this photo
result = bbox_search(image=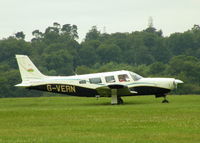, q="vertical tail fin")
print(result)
[16,55,45,81]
